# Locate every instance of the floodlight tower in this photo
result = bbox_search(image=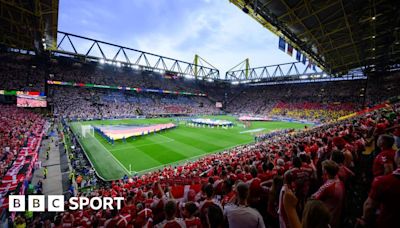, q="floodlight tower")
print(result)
[225,58,250,80]
[193,54,219,81]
